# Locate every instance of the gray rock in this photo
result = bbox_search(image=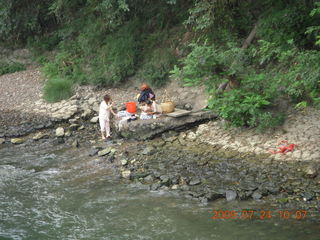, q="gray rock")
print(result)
[160,175,170,185]
[252,191,262,200]
[0,138,5,144]
[225,190,237,201]
[189,177,201,186]
[88,97,97,105]
[150,182,161,191]
[55,127,65,137]
[90,116,99,123]
[302,192,313,201]
[304,165,318,179]
[98,147,111,157]
[144,175,154,182]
